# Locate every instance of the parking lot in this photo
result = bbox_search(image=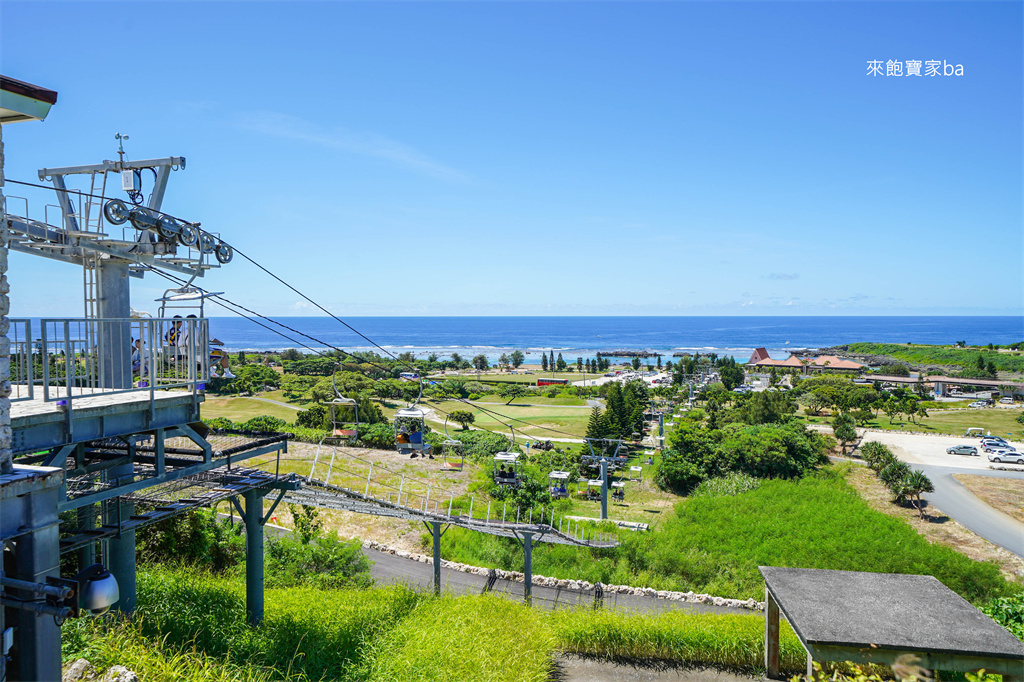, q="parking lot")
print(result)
[861,430,1024,472]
